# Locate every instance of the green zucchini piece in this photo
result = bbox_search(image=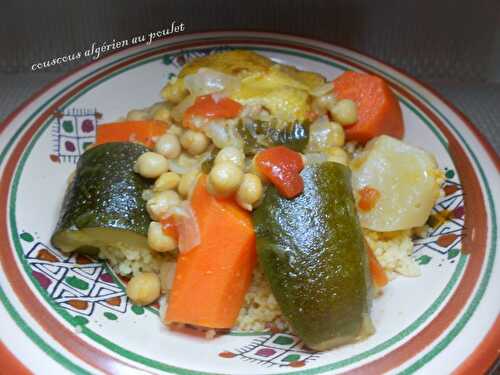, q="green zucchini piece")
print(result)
[52,142,153,254]
[237,119,309,155]
[253,162,373,350]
